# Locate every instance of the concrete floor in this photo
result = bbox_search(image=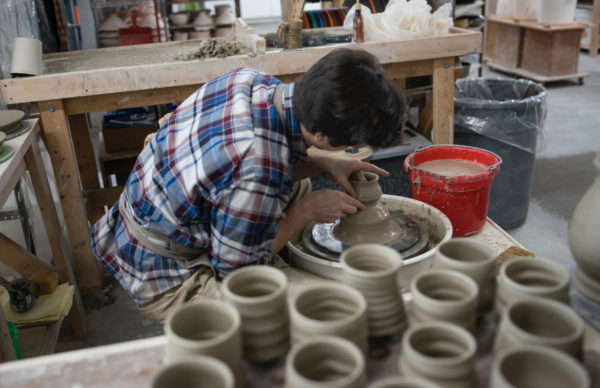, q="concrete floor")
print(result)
[51,51,600,352]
